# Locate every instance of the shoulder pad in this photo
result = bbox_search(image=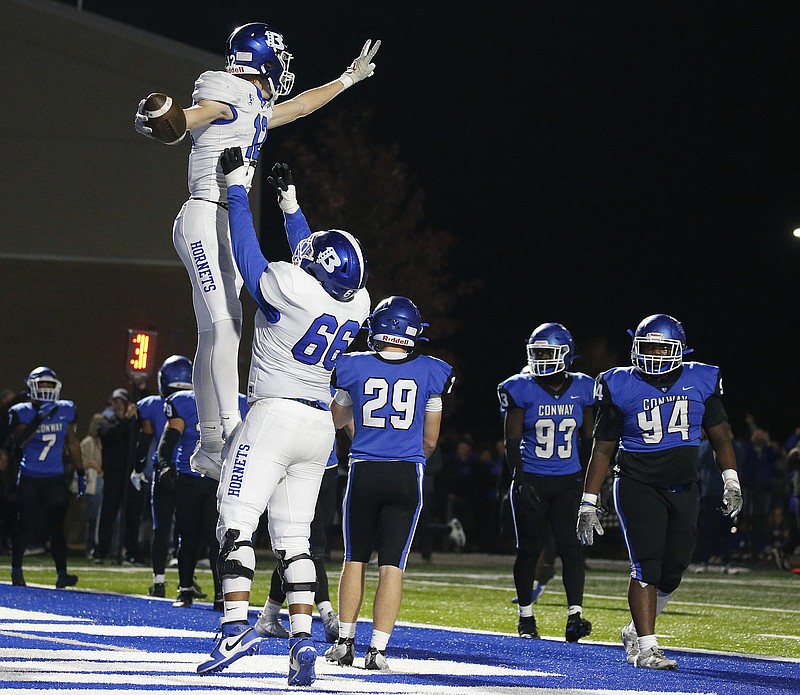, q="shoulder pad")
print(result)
[193,70,253,107]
